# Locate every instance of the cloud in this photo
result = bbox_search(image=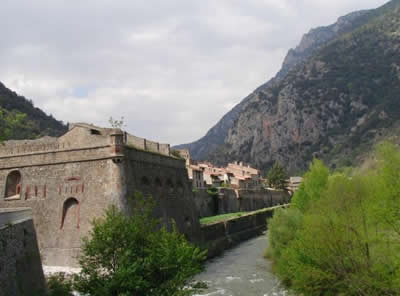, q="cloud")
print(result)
[0,0,388,144]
